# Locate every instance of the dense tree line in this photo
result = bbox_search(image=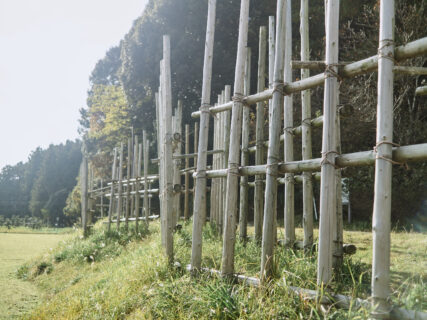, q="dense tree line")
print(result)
[0,140,82,227]
[78,0,426,227]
